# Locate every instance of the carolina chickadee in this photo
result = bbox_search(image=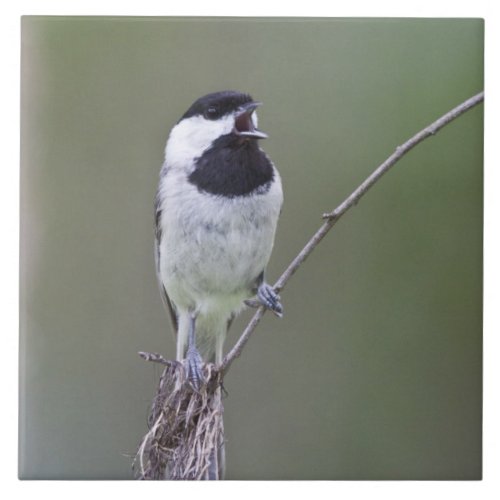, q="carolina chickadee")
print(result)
[155,90,283,389]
